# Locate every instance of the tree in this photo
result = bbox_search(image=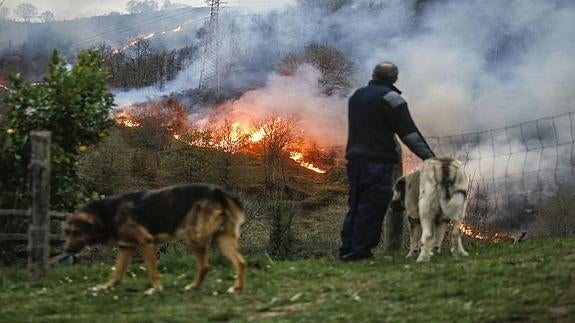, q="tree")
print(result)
[162,1,187,10]
[296,0,351,13]
[0,5,10,21]
[253,117,300,191]
[278,42,356,96]
[0,50,114,210]
[126,0,159,14]
[13,3,37,22]
[97,40,197,89]
[39,10,55,23]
